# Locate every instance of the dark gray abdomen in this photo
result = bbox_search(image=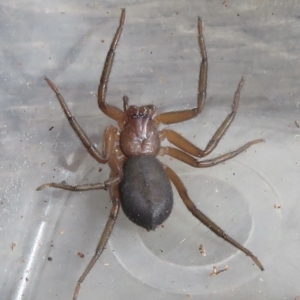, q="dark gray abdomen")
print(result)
[119,156,173,231]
